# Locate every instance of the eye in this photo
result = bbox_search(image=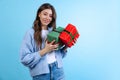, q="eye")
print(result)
[49,14,52,18]
[43,13,47,16]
